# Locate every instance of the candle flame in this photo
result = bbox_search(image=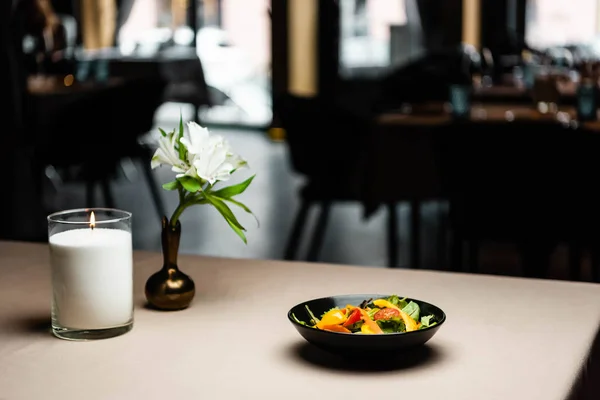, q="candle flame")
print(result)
[90,211,96,230]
